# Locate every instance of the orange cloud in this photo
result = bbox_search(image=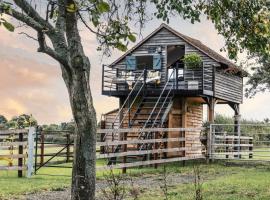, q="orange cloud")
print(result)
[0,98,27,119]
